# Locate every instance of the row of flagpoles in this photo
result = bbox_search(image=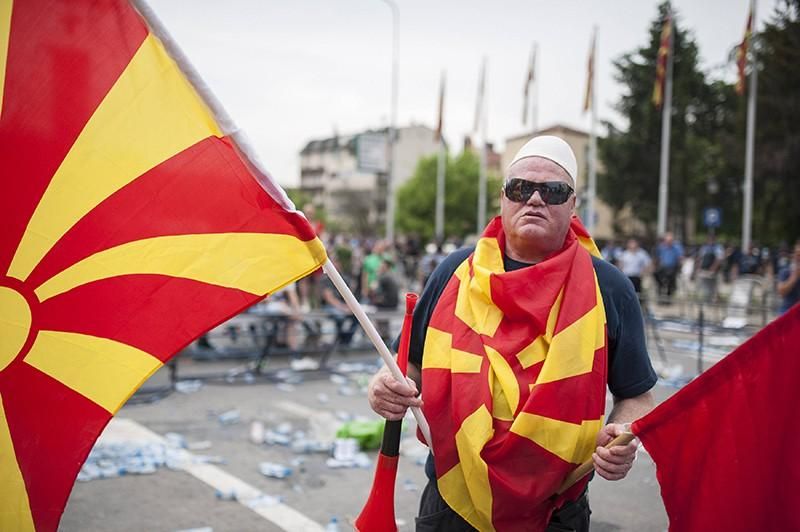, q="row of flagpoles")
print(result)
[432,0,757,243]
